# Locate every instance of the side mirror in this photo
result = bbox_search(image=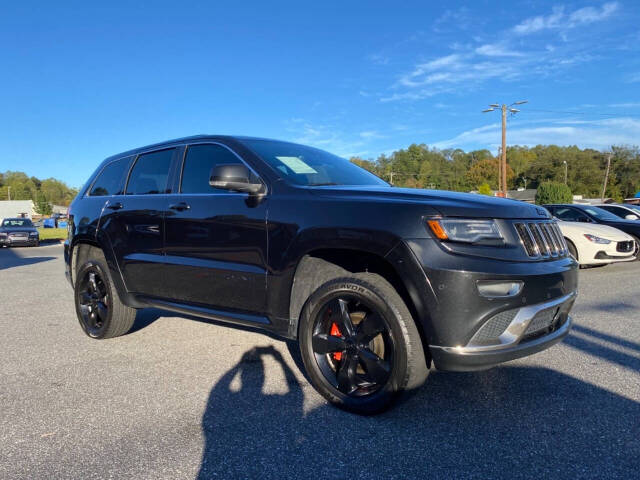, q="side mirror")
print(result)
[625,214,639,220]
[209,164,264,194]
